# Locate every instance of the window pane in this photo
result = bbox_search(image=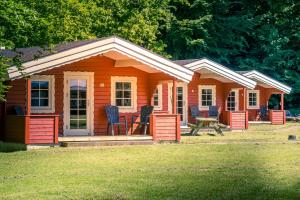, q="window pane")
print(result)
[39,99,49,107]
[124,91,131,98]
[31,81,39,89]
[206,89,212,95]
[39,81,49,89]
[202,95,207,101]
[70,120,78,129]
[202,89,207,94]
[177,87,183,93]
[202,100,207,106]
[178,101,183,107]
[116,82,123,90]
[124,82,131,90]
[78,80,86,88]
[177,107,183,114]
[177,95,183,101]
[116,99,122,106]
[124,99,131,106]
[70,100,78,109]
[31,90,39,98]
[207,100,212,106]
[31,99,39,106]
[115,91,122,98]
[70,80,78,87]
[79,90,86,99]
[78,120,87,129]
[78,100,86,109]
[40,90,48,98]
[79,110,86,119]
[70,110,78,119]
[207,95,212,100]
[70,90,78,98]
